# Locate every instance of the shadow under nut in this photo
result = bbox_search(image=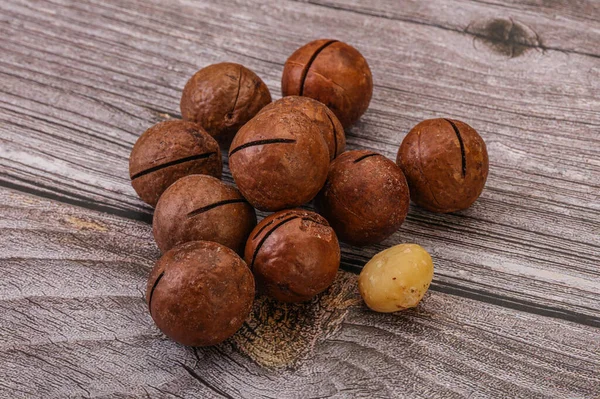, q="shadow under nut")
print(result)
[229,108,330,211]
[396,118,489,213]
[129,120,222,207]
[244,209,340,303]
[153,174,256,254]
[282,39,373,128]
[316,150,410,246]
